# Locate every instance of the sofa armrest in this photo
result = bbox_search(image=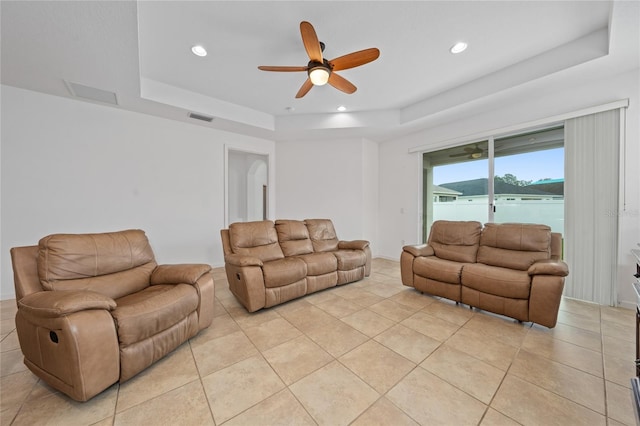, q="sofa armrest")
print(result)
[528,259,569,277]
[403,244,434,257]
[224,254,263,267]
[18,290,116,318]
[16,295,120,401]
[529,275,565,328]
[338,240,369,250]
[151,264,212,285]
